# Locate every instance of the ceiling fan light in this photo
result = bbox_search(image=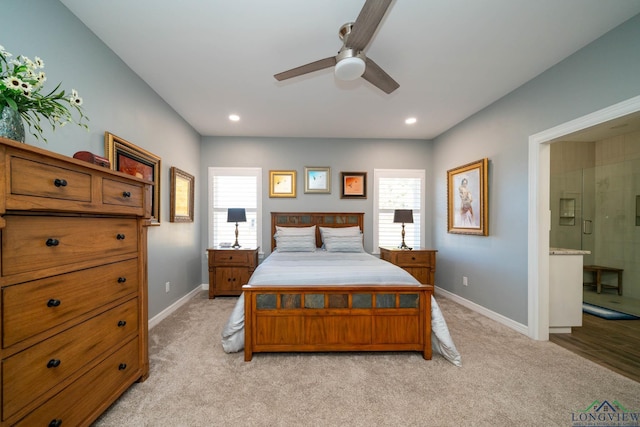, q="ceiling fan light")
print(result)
[335,57,365,81]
